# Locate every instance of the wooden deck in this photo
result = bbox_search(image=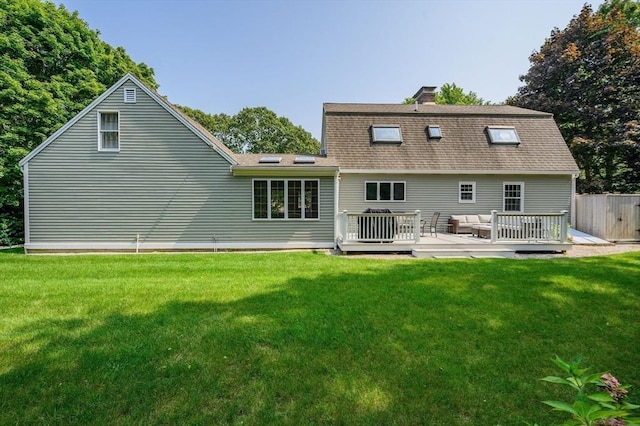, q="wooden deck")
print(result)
[337,232,572,258]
